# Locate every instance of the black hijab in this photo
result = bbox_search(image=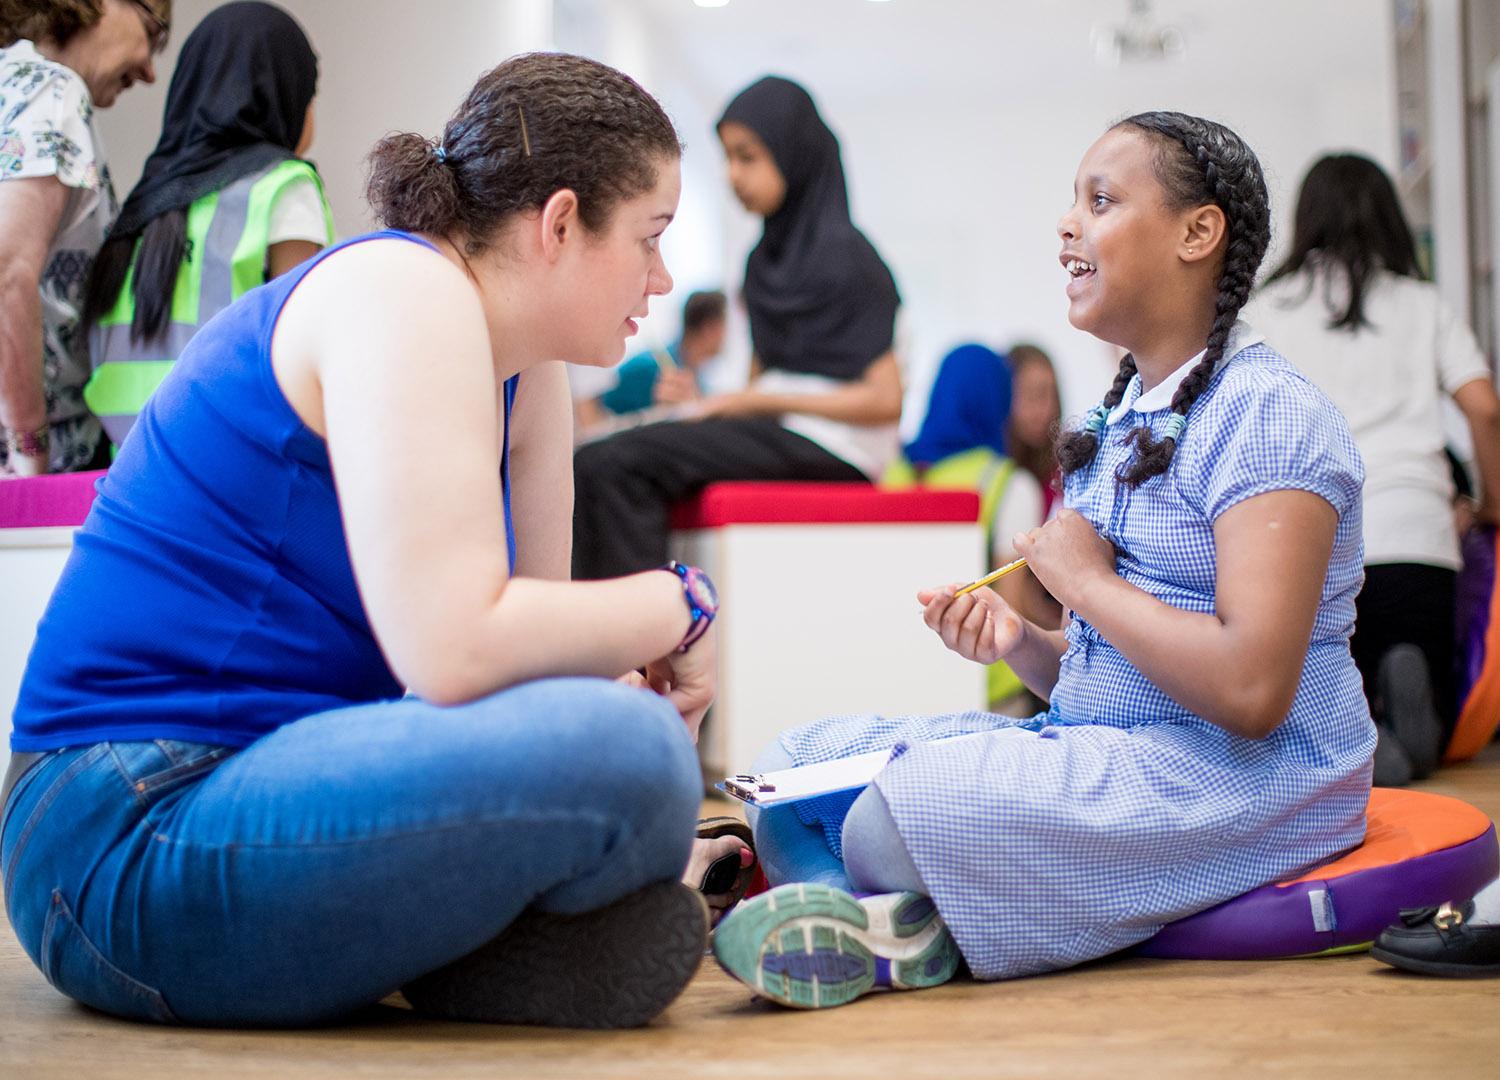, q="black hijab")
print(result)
[718,76,899,381]
[109,1,318,240]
